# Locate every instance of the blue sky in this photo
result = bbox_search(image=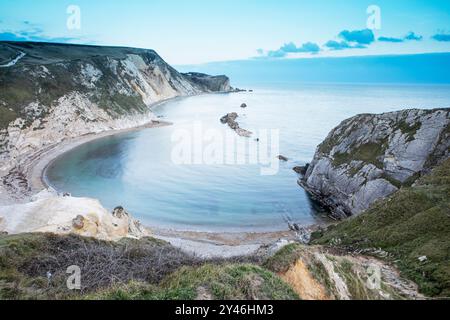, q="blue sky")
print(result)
[1,0,450,64]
